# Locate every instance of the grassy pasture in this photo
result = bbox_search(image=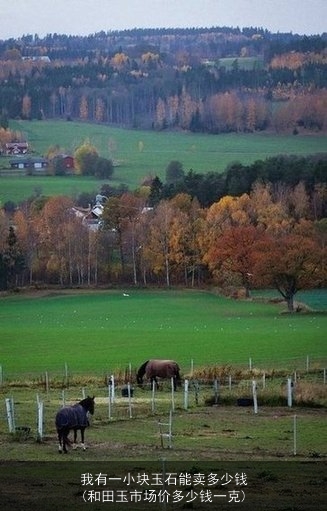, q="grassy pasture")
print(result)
[1,119,327,203]
[1,289,326,379]
[0,288,326,507]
